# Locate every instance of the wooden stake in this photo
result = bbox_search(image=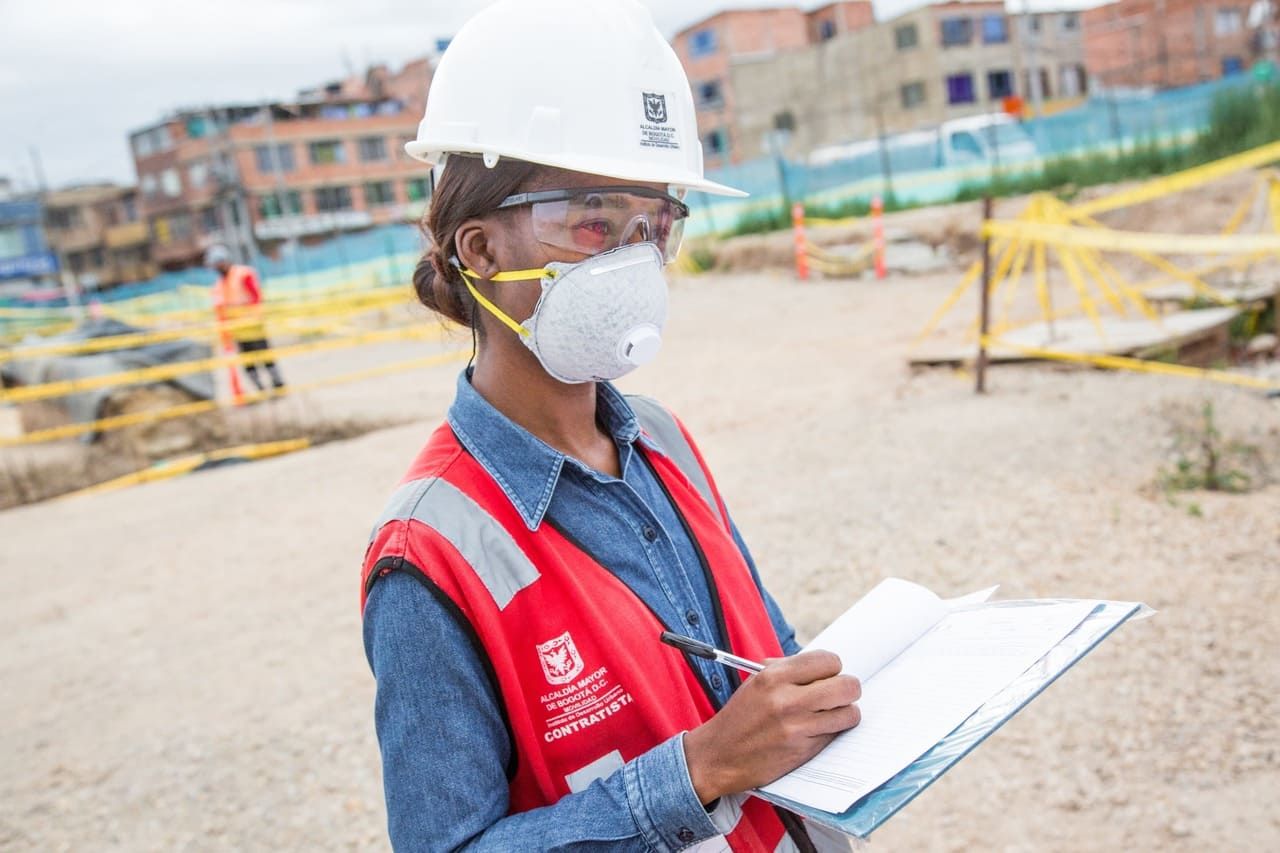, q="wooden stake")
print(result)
[976,196,994,395]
